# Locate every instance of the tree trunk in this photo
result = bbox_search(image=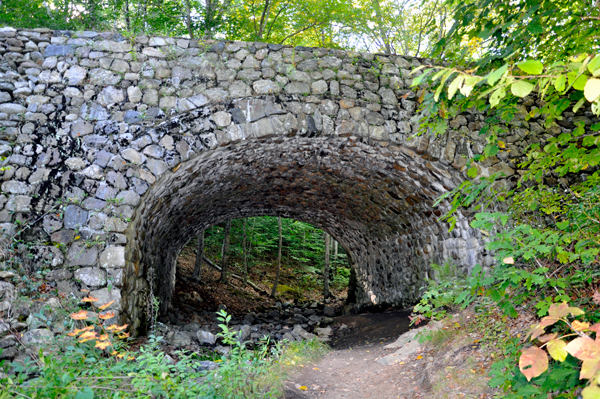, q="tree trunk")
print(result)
[192,230,205,281]
[270,217,283,298]
[331,239,338,279]
[124,0,131,31]
[323,232,331,298]
[219,220,232,284]
[242,218,248,284]
[184,0,194,38]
